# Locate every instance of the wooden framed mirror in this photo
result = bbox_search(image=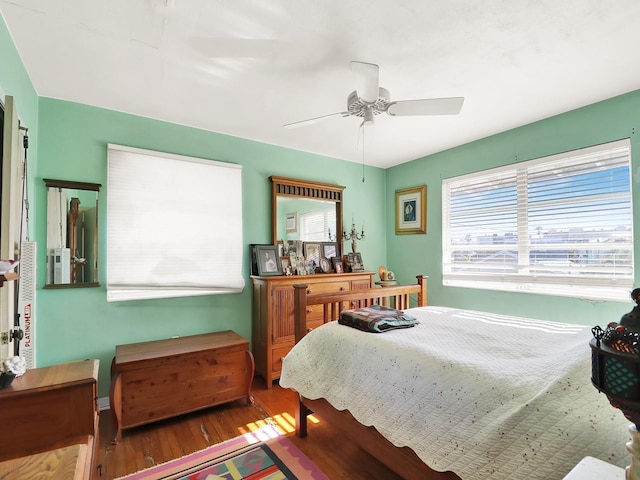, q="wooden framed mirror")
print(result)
[271,176,345,255]
[44,179,101,288]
